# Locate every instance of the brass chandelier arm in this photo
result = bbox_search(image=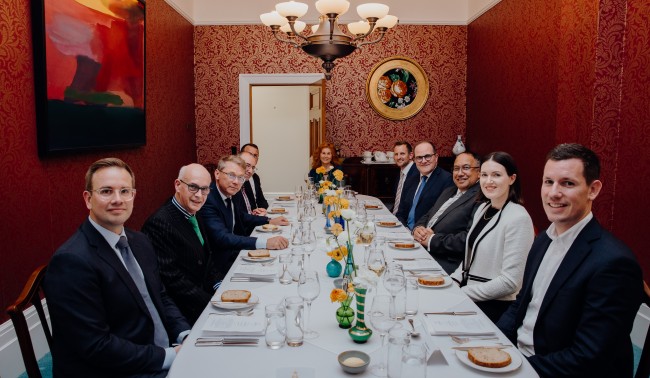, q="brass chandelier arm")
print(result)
[285,16,310,44]
[355,27,387,48]
[351,17,378,43]
[271,27,302,48]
